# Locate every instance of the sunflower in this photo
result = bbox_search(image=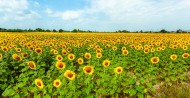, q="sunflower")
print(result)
[55,61,66,70]
[121,47,126,51]
[182,45,188,50]
[182,53,189,59]
[83,66,94,75]
[35,79,44,89]
[64,70,76,80]
[144,48,149,54]
[12,54,22,61]
[114,67,123,74]
[21,53,28,58]
[170,54,177,60]
[27,61,36,69]
[150,48,155,52]
[67,47,72,52]
[1,46,8,52]
[53,79,61,88]
[68,54,75,60]
[150,57,159,64]
[35,48,42,54]
[77,58,84,65]
[84,53,91,59]
[56,55,63,61]
[112,46,117,51]
[102,60,110,67]
[0,54,2,59]
[96,53,102,59]
[122,50,129,56]
[61,49,67,56]
[16,48,21,52]
[96,48,101,53]
[53,50,59,55]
